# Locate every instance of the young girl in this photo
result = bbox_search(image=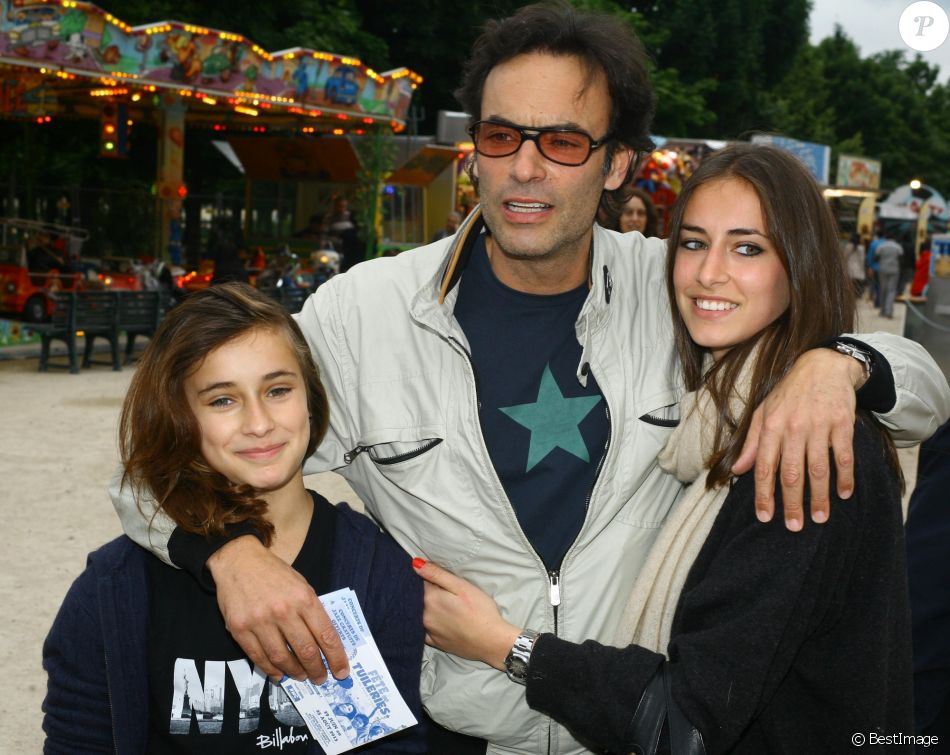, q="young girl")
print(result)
[416,144,914,754]
[43,284,425,754]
